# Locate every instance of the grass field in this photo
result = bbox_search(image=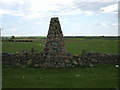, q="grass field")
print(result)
[2,38,119,54]
[2,65,119,88]
[2,38,119,88]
